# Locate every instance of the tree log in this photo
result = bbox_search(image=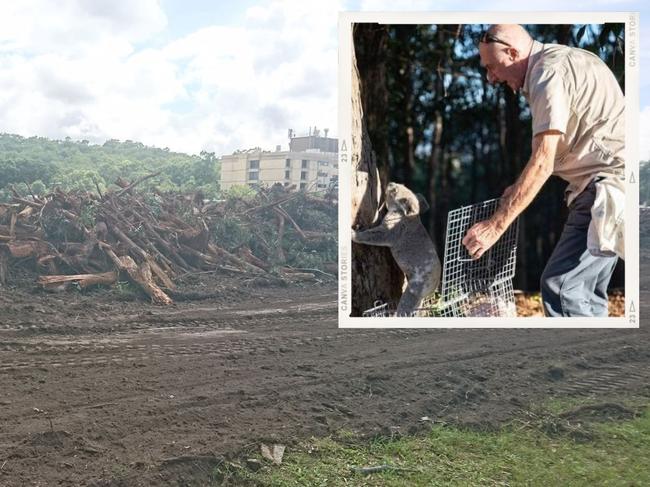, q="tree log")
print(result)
[0,204,17,219]
[118,255,173,305]
[115,171,161,197]
[178,224,210,252]
[36,254,59,274]
[208,243,267,275]
[242,195,296,215]
[237,246,271,272]
[141,221,195,272]
[18,206,36,218]
[9,212,17,238]
[107,224,147,258]
[0,250,8,286]
[144,255,175,289]
[107,223,174,288]
[0,223,41,240]
[38,272,118,291]
[180,243,218,267]
[275,211,286,263]
[10,195,43,209]
[3,240,50,258]
[279,271,316,281]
